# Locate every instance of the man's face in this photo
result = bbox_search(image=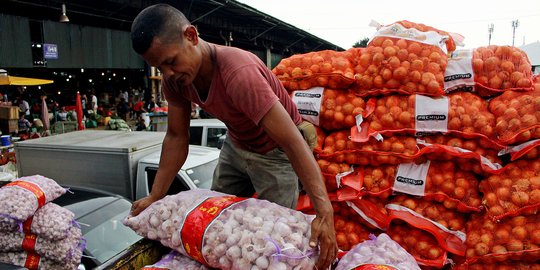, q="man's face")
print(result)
[142,29,201,86]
